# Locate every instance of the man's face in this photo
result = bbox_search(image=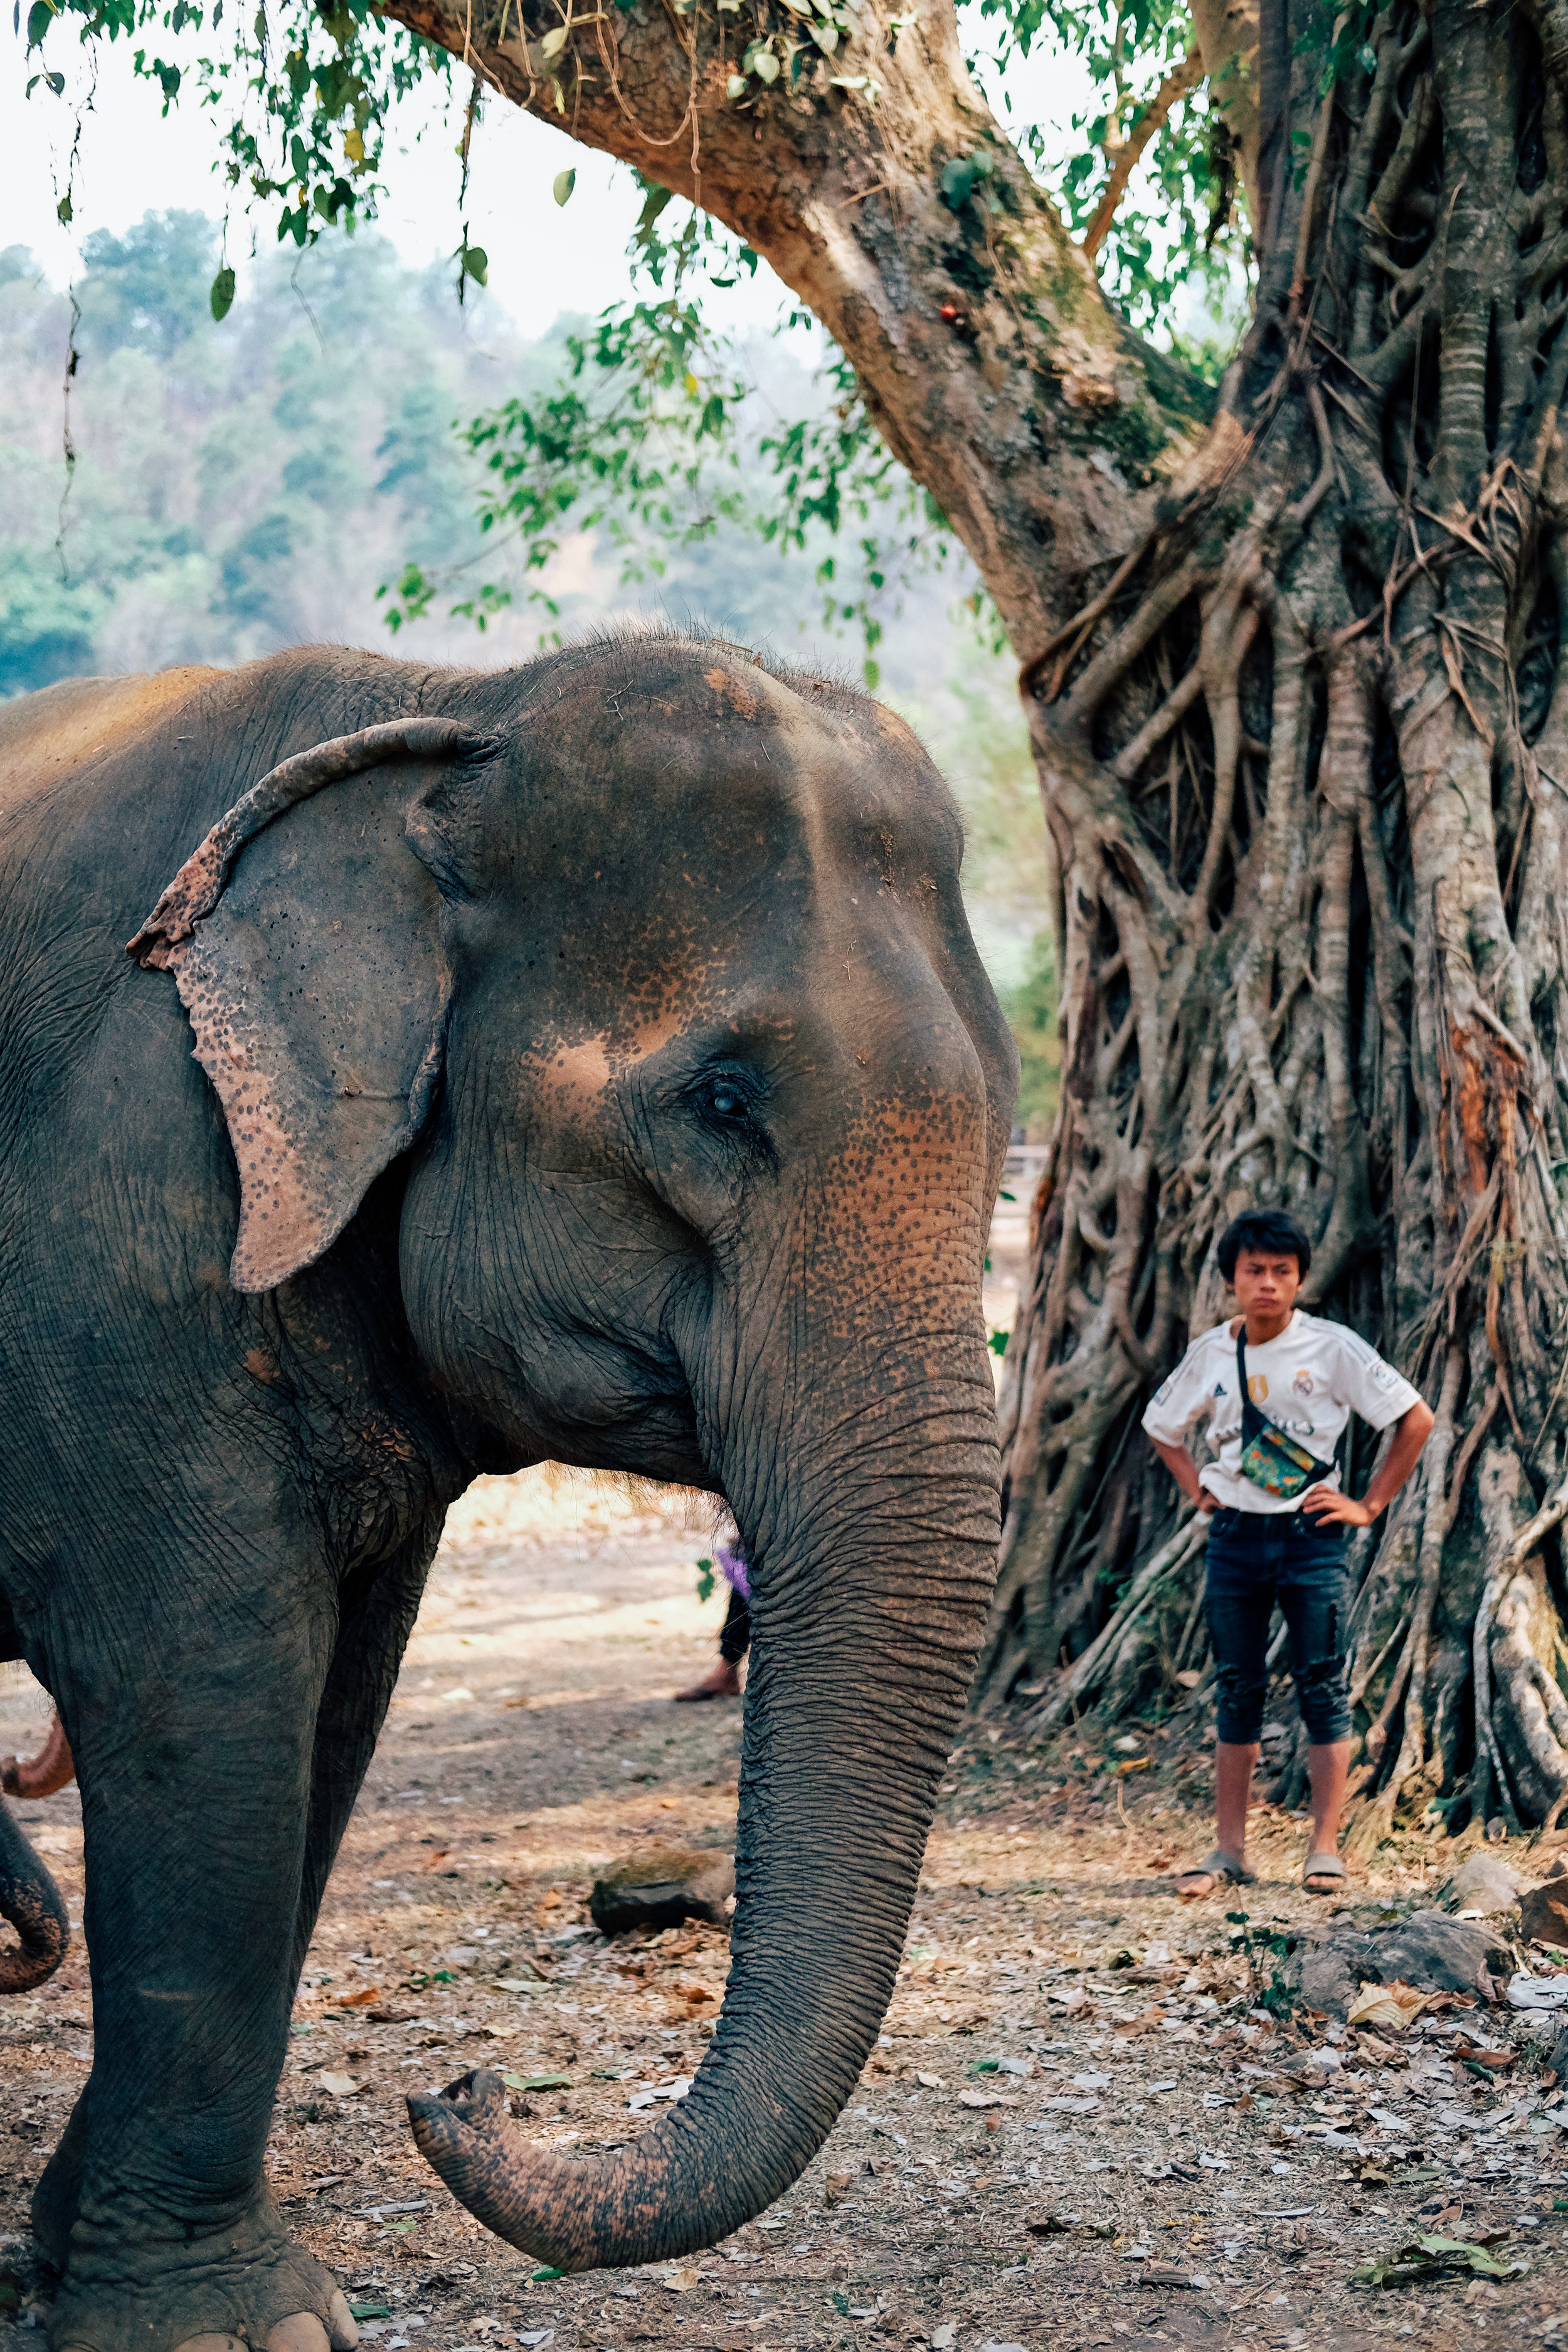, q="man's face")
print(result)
[1230,1249,1303,1319]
